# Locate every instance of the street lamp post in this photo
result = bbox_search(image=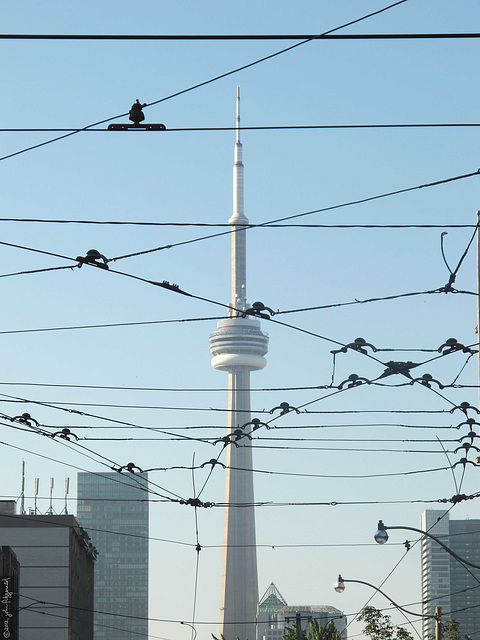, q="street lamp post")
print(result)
[373,519,480,640]
[334,574,440,640]
[374,520,480,571]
